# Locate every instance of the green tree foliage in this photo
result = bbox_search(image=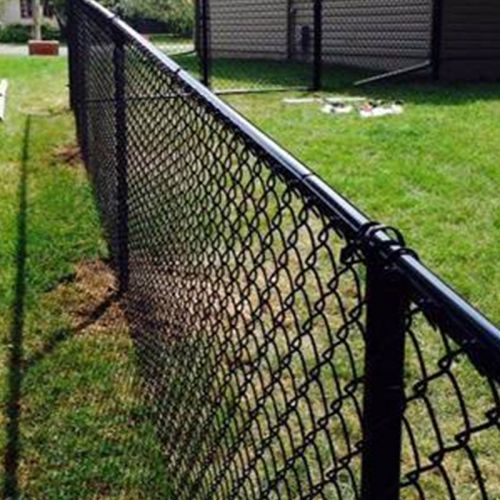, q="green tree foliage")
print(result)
[52,0,193,35]
[122,0,193,34]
